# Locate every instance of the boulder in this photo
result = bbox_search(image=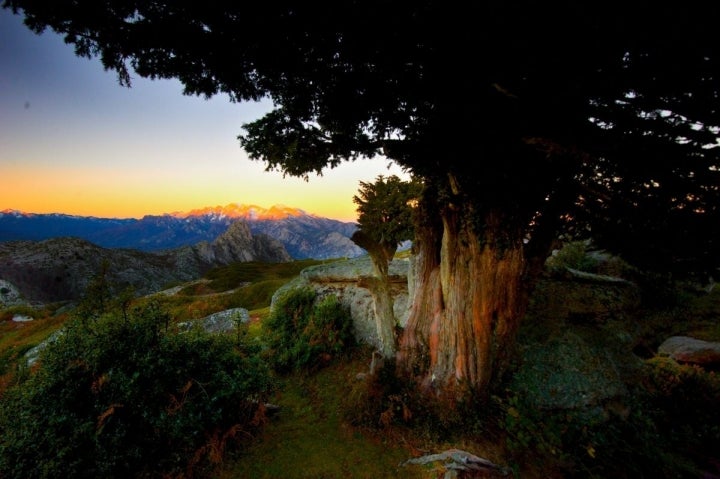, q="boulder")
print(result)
[658,336,720,366]
[178,307,250,333]
[528,268,641,323]
[510,330,629,414]
[0,279,24,307]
